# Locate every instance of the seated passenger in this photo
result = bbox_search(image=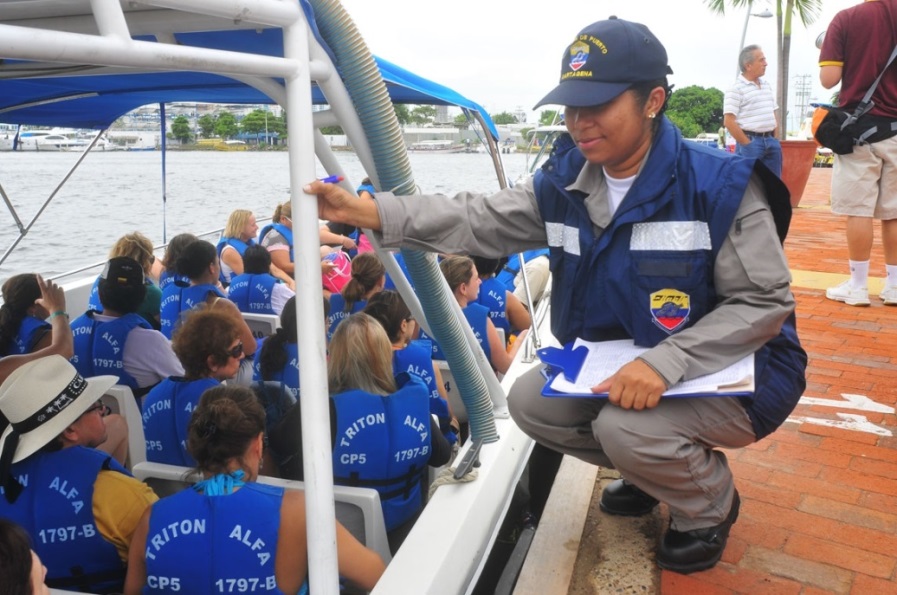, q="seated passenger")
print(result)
[0,518,51,595]
[327,251,385,341]
[71,257,183,398]
[124,385,385,595]
[0,274,53,356]
[216,209,257,287]
[228,245,294,317]
[87,232,163,330]
[420,256,526,375]
[363,290,459,446]
[0,356,158,593]
[143,308,245,466]
[494,248,551,306]
[329,313,451,536]
[161,240,257,379]
[253,296,299,399]
[157,232,197,291]
[472,256,532,341]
